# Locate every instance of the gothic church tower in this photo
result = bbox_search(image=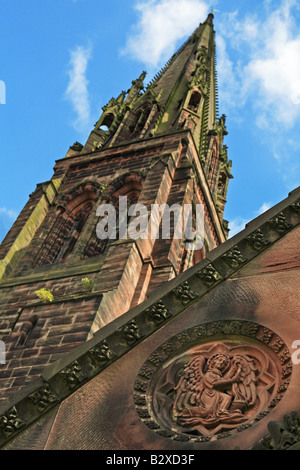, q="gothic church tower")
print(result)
[0,13,231,403]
